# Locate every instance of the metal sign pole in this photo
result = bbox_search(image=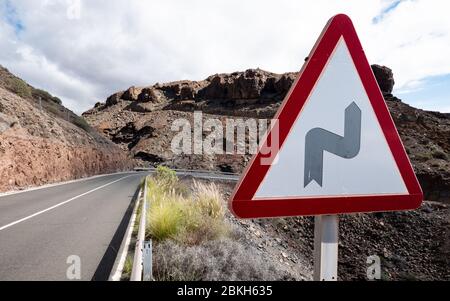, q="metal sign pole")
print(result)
[313,215,339,281]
